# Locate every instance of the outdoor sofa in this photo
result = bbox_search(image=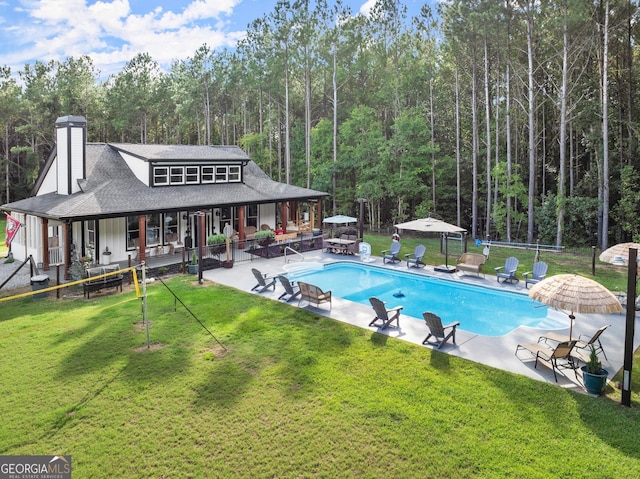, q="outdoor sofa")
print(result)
[455,253,486,276]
